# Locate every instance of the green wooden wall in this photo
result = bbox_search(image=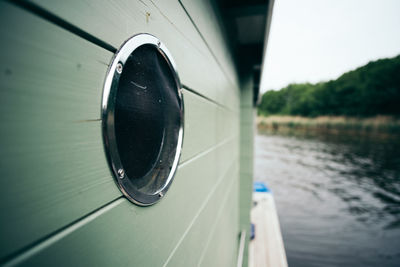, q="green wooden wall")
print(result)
[0,0,253,266]
[239,74,256,267]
